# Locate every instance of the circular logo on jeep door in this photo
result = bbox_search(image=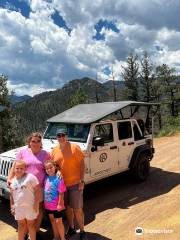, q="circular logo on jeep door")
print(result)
[99,153,107,162]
